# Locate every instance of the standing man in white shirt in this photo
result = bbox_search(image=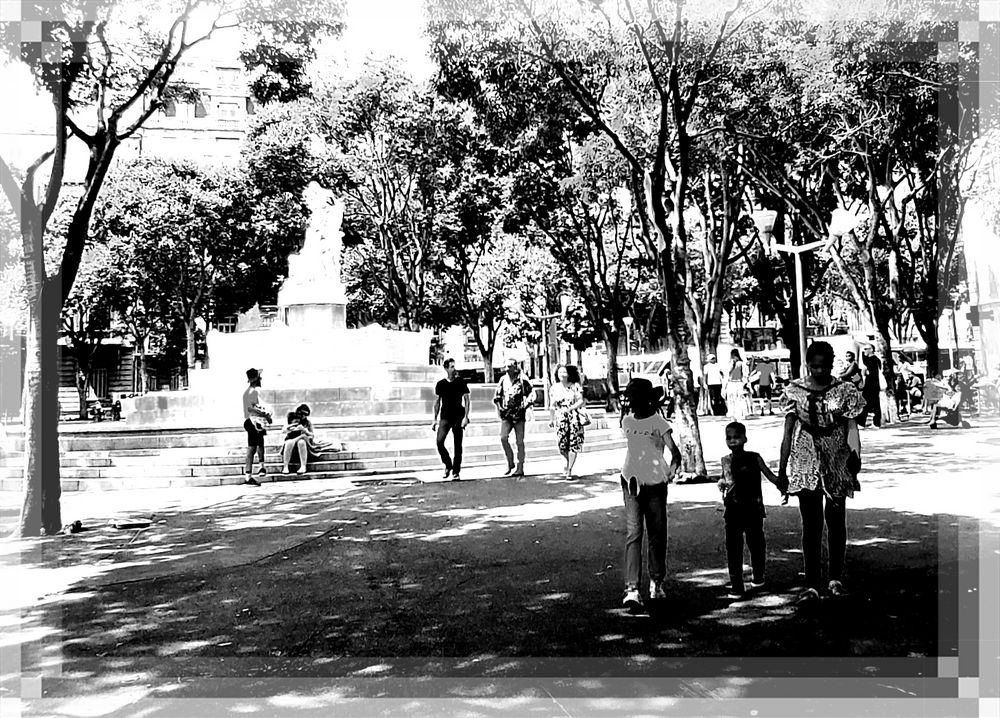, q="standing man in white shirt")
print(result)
[703,354,725,416]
